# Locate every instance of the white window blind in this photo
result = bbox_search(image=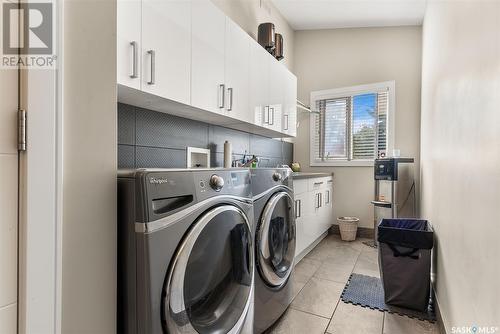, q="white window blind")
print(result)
[312,89,389,163]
